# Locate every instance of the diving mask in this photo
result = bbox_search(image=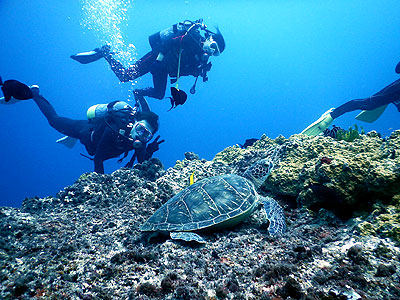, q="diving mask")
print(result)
[203,37,220,57]
[132,121,153,143]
